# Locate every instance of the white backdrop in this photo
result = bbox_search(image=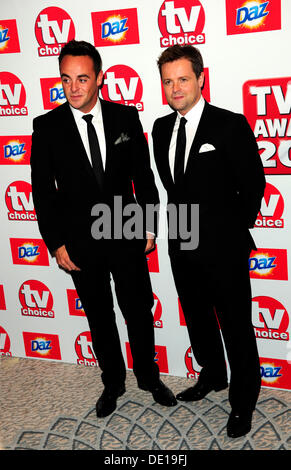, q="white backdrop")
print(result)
[1,0,291,391]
